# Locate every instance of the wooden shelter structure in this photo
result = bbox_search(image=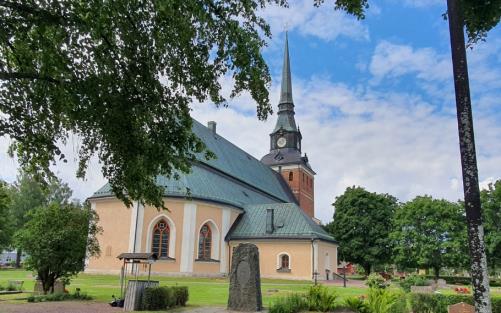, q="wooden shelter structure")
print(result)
[117,253,158,301]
